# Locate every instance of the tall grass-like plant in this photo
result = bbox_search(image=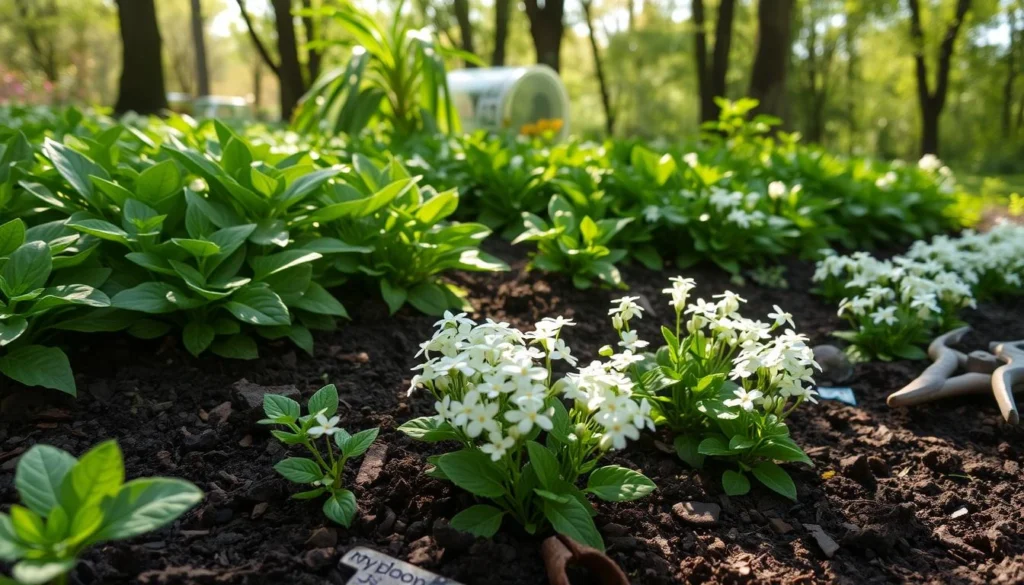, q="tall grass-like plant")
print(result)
[293,0,471,140]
